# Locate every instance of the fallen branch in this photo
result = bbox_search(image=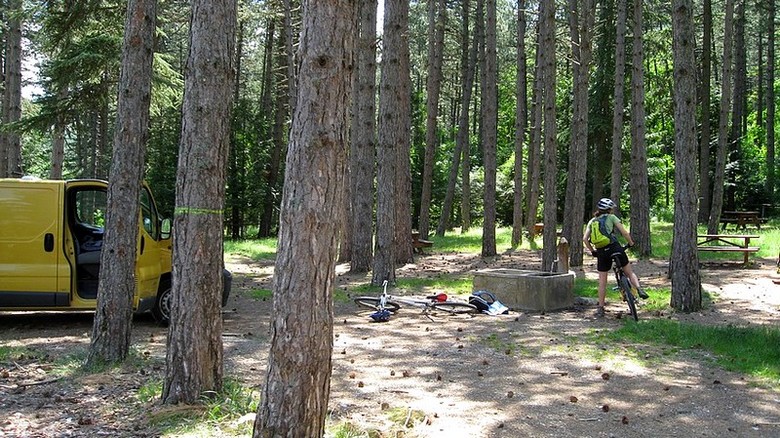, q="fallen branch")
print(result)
[18,377,62,388]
